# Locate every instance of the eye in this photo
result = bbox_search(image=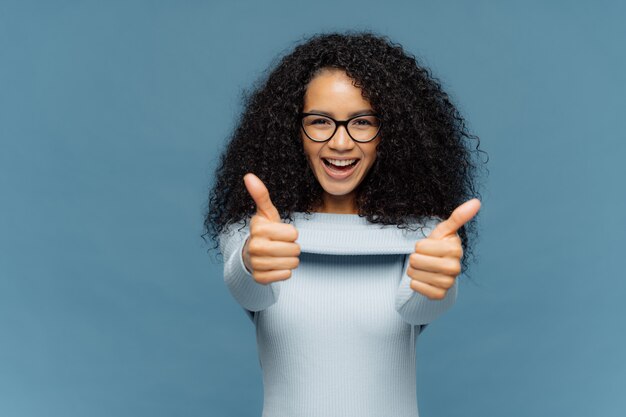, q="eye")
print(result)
[311,118,331,125]
[350,116,380,128]
[303,115,334,128]
[352,118,373,126]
